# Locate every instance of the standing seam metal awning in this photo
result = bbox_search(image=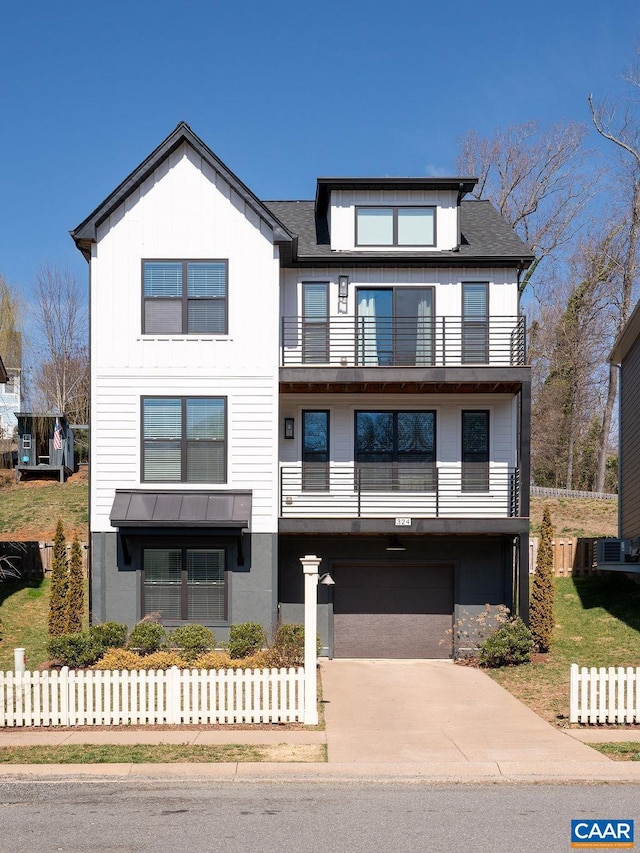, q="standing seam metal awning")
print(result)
[110,490,252,528]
